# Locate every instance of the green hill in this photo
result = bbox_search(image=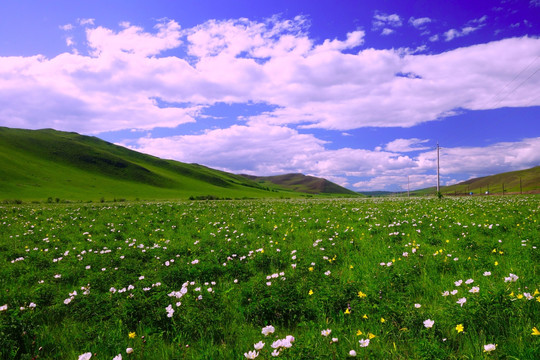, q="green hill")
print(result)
[411,166,540,196]
[0,127,299,202]
[240,173,359,196]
